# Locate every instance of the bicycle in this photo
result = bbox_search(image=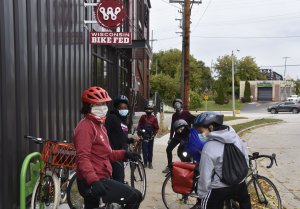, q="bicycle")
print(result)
[25,135,76,209]
[161,166,239,209]
[246,152,281,208]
